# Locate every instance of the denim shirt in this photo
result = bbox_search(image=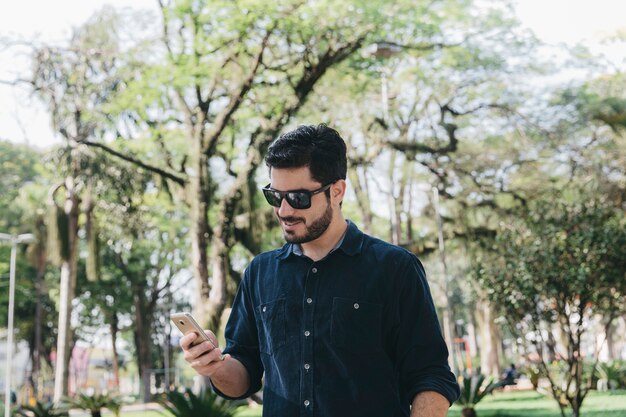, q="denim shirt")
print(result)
[216,220,460,416]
